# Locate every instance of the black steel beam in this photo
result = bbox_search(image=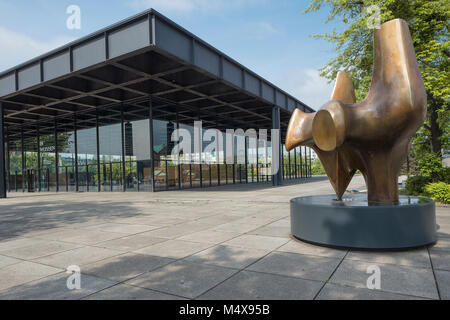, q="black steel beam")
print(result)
[74,113,79,192]
[120,104,126,192]
[272,106,282,186]
[149,98,155,192]
[37,121,41,192]
[96,112,101,192]
[0,102,6,198]
[54,117,59,192]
